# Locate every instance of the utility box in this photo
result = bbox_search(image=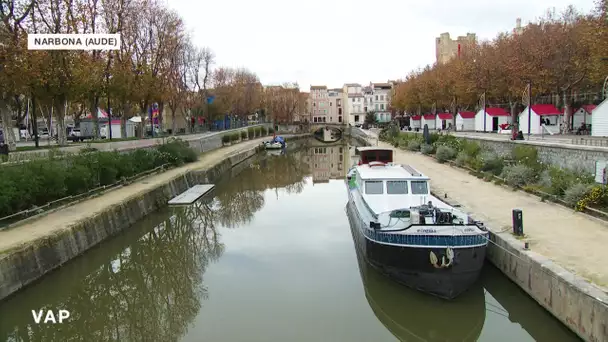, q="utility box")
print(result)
[512,209,523,236]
